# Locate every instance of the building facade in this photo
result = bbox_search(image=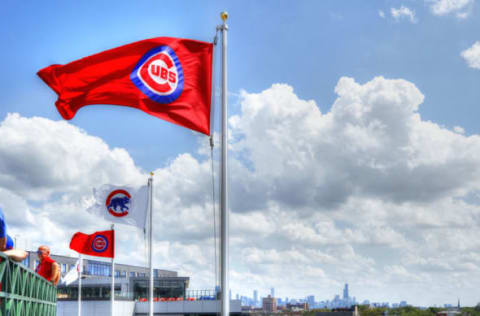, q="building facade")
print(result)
[343,284,349,300]
[262,295,277,313]
[22,251,242,316]
[23,251,188,301]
